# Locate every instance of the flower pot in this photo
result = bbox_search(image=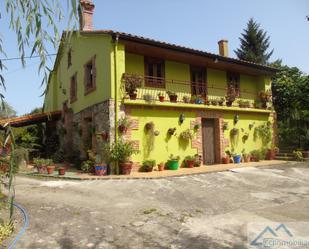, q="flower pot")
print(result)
[0,163,9,173]
[95,163,108,176]
[47,166,55,175]
[266,149,276,160]
[167,160,179,170]
[37,165,47,174]
[218,101,224,106]
[118,125,127,134]
[100,132,109,141]
[169,95,177,103]
[261,102,267,109]
[58,167,66,176]
[129,93,137,100]
[195,99,203,104]
[143,166,153,172]
[186,160,195,168]
[302,151,309,158]
[158,163,164,171]
[222,156,230,164]
[119,162,133,175]
[233,155,241,164]
[243,156,251,163]
[226,101,233,107]
[158,96,165,102]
